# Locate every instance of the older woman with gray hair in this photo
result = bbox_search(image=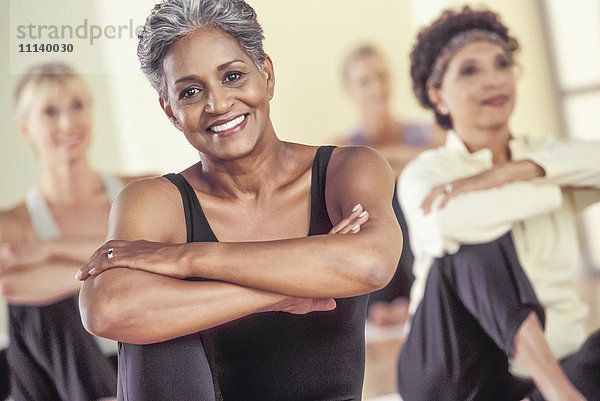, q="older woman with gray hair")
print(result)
[76,0,402,400]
